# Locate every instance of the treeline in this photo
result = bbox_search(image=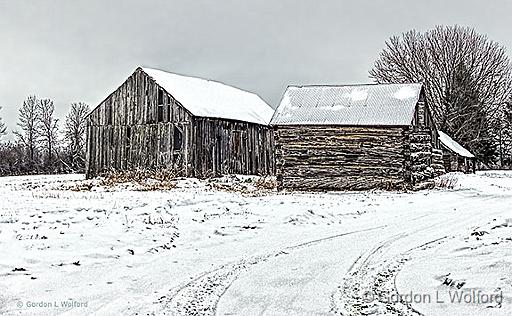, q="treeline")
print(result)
[2,26,512,175]
[370,25,512,168]
[0,97,89,176]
